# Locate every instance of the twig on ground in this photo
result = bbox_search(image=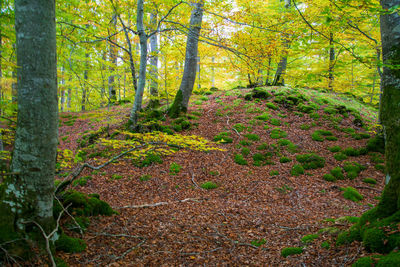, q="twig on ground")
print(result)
[116,197,206,209]
[112,238,146,261]
[190,171,204,190]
